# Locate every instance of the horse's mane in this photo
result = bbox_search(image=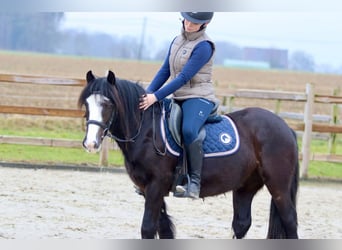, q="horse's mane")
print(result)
[78,76,146,139]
